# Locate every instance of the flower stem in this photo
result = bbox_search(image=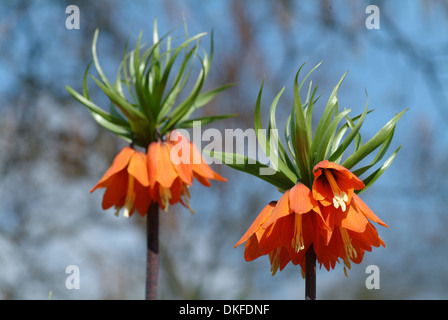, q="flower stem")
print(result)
[146,203,159,300]
[305,244,316,300]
